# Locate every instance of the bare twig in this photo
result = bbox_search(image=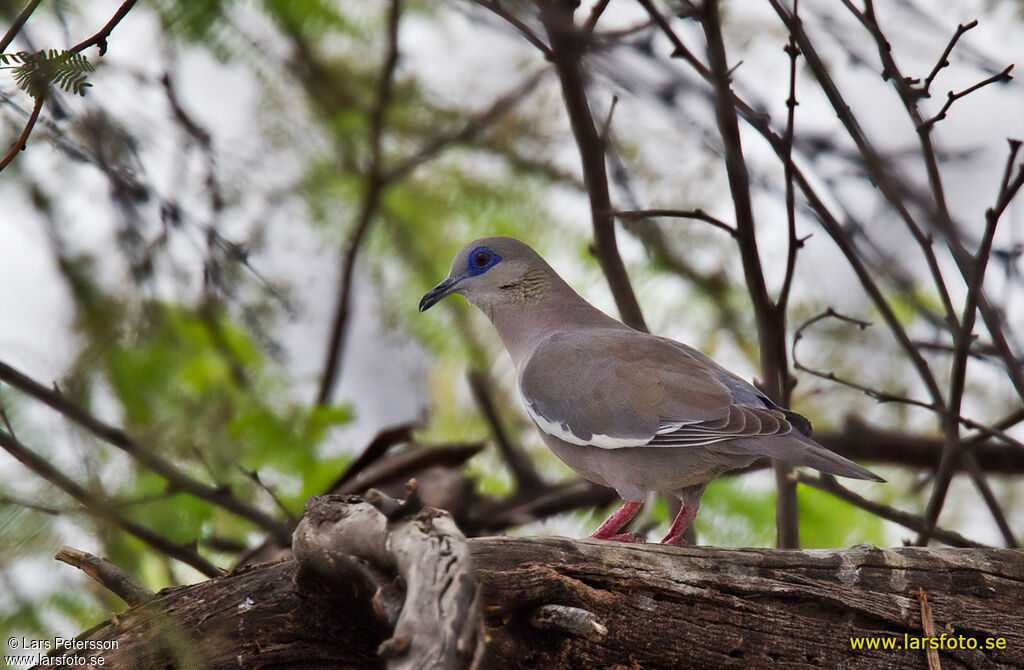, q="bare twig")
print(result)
[384,68,549,182]
[0,96,42,171]
[791,310,1024,451]
[581,0,614,40]
[0,428,223,577]
[0,0,42,52]
[794,473,984,548]
[922,20,978,95]
[768,0,959,340]
[55,546,155,605]
[333,442,485,497]
[0,494,64,515]
[845,2,1024,406]
[778,0,802,314]
[614,208,736,236]
[472,0,552,57]
[920,65,1014,130]
[962,453,1017,547]
[317,0,403,405]
[0,360,292,545]
[69,0,138,55]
